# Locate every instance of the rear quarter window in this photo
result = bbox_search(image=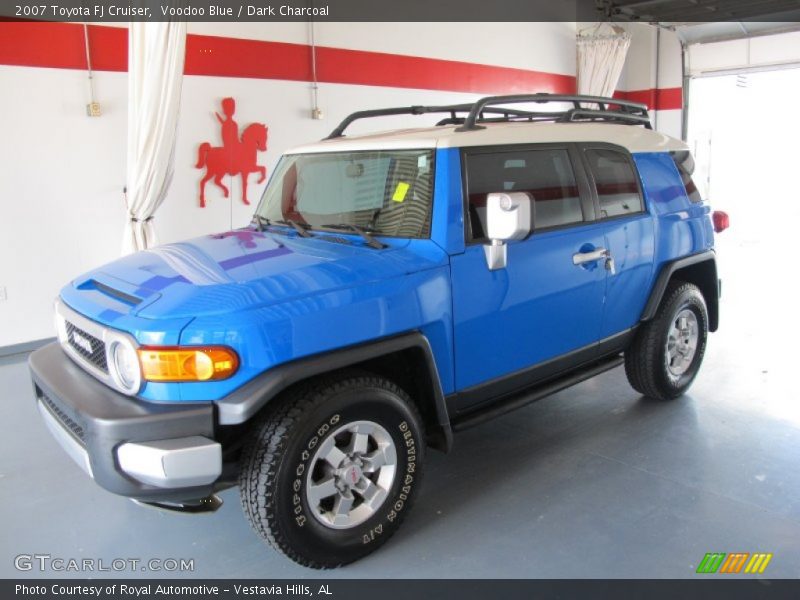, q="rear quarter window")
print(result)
[584,148,644,219]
